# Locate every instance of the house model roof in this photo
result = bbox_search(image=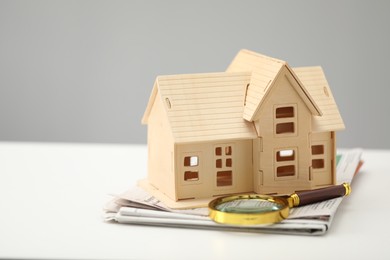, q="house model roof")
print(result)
[142,72,258,143]
[227,49,322,121]
[293,66,345,132]
[142,50,344,143]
